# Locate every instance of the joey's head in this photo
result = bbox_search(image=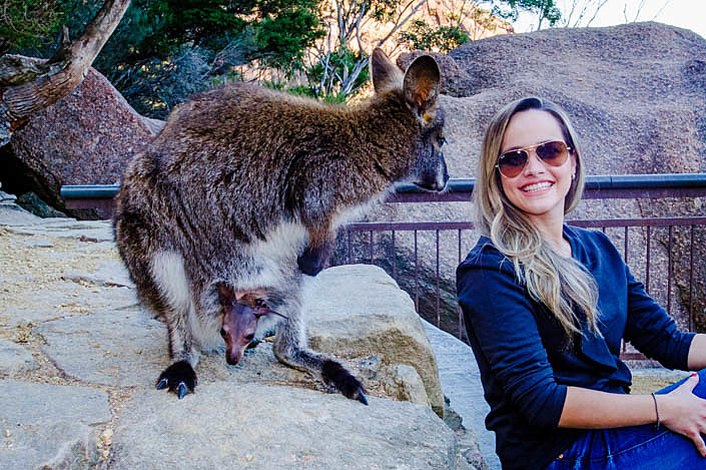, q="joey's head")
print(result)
[370,48,448,192]
[216,284,273,366]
